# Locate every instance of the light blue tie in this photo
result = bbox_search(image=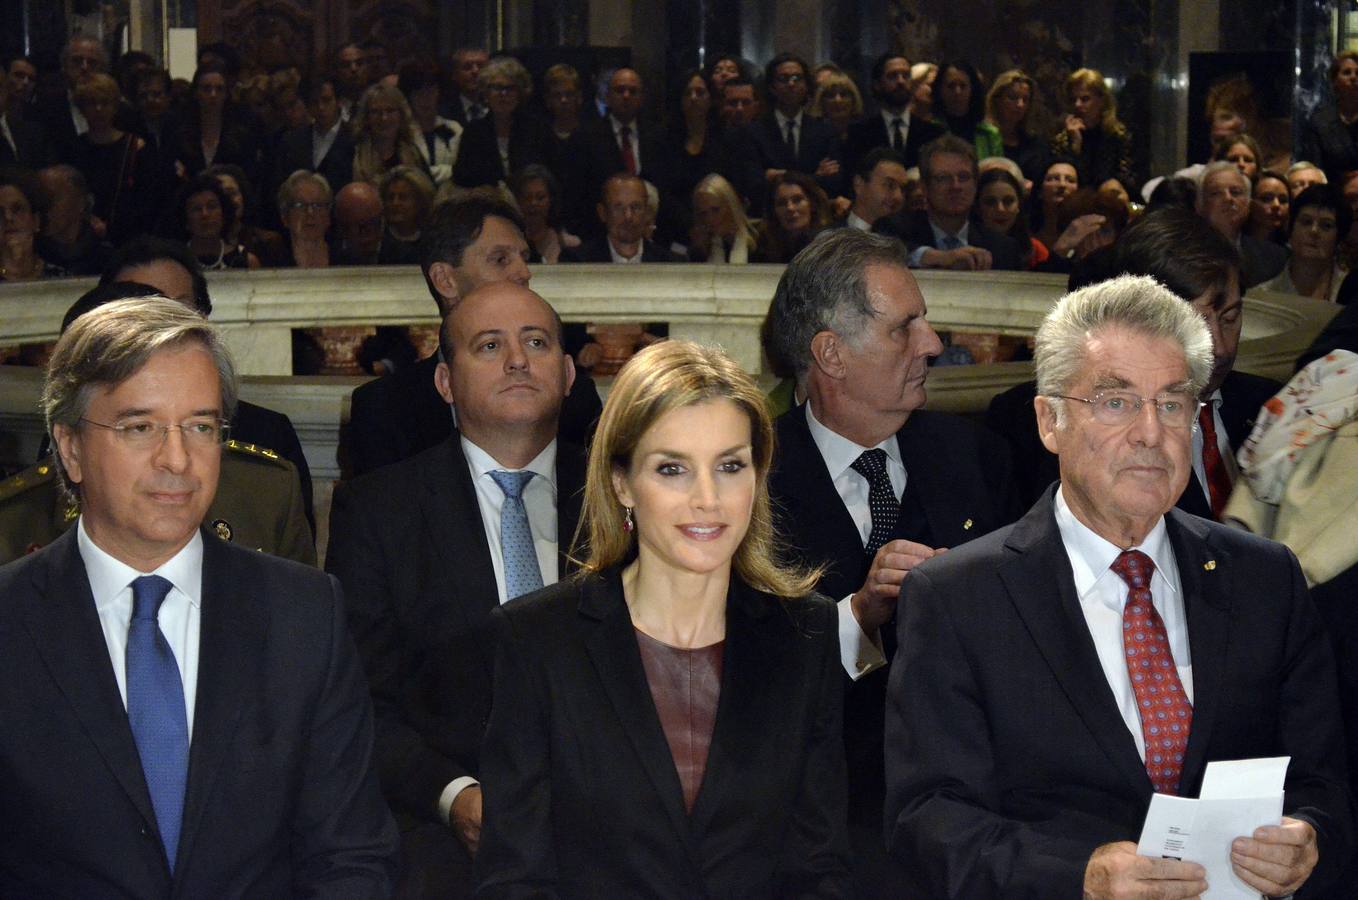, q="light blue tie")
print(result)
[490,470,544,599]
[127,575,189,872]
